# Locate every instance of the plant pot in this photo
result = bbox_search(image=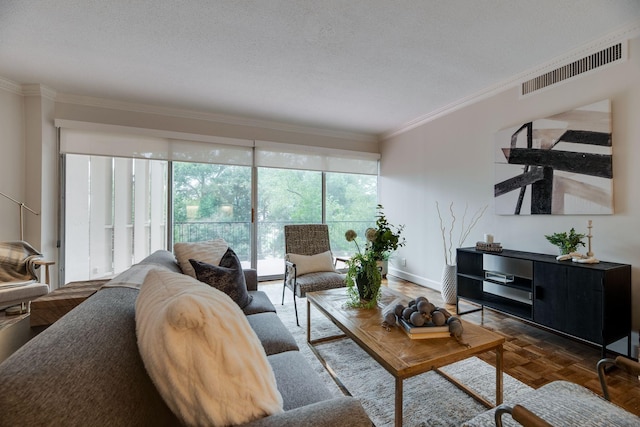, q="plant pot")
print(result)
[440,264,457,305]
[355,268,381,303]
[376,259,388,278]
